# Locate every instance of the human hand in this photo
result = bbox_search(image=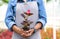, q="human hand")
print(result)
[20,29,34,38]
[25,29,34,37]
[20,23,42,38]
[34,23,42,30]
[12,25,27,38]
[19,29,30,38]
[20,29,28,38]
